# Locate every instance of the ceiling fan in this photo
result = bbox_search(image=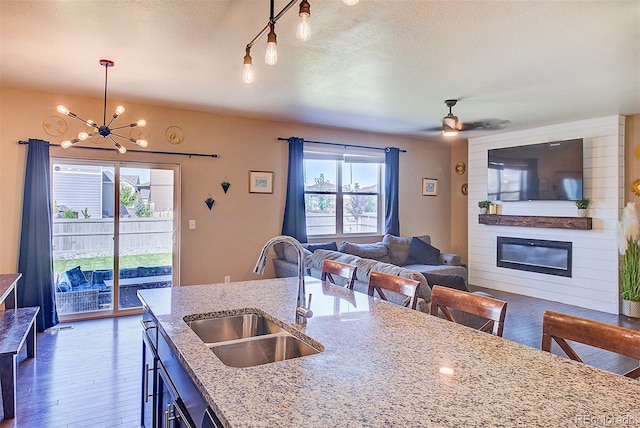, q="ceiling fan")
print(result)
[432,99,510,137]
